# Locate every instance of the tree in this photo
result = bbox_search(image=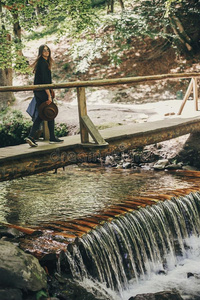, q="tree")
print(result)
[166,0,200,54]
[0,1,13,109]
[0,0,96,110]
[110,0,200,57]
